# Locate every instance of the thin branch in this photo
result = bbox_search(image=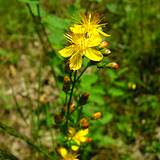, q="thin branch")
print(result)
[36,4,53,51]
[65,71,77,132]
[26,3,47,53]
